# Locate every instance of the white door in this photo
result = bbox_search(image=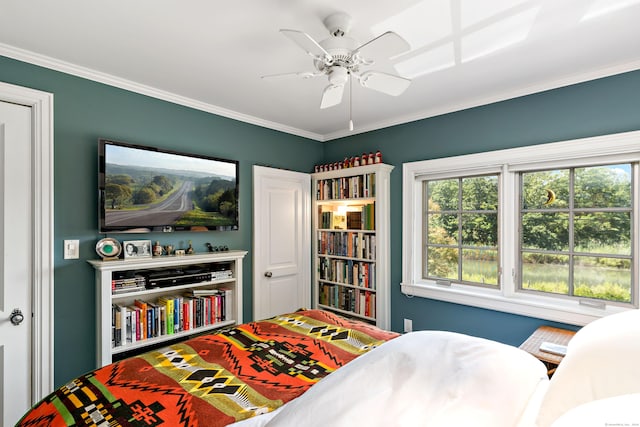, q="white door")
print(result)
[253,166,310,320]
[0,101,34,425]
[0,83,54,427]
